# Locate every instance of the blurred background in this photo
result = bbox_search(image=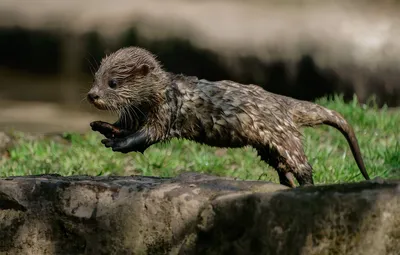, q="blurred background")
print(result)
[1,0,399,134]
